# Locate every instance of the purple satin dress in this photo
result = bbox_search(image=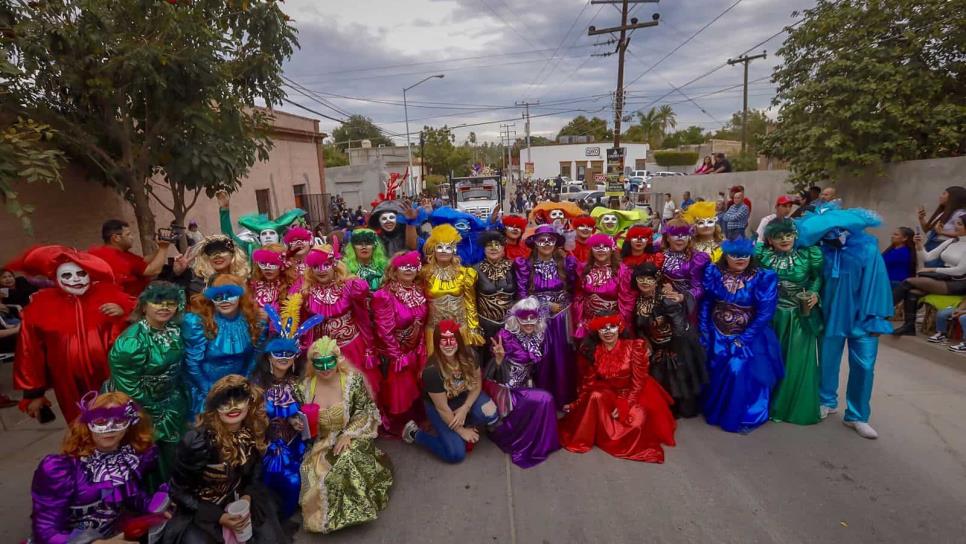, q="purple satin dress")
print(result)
[30,446,158,544]
[661,249,711,323]
[487,329,561,468]
[514,255,579,409]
